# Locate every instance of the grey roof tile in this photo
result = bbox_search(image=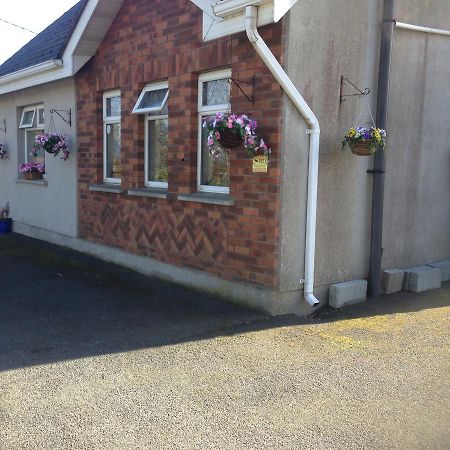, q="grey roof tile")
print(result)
[0,0,87,78]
